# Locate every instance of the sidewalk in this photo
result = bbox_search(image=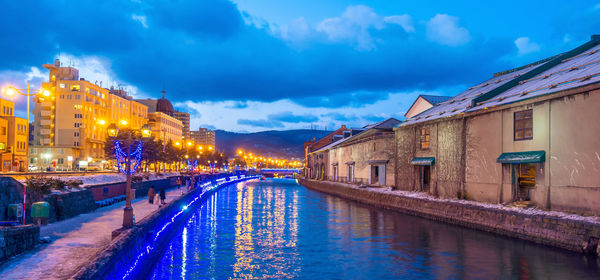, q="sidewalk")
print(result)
[0,187,186,280]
